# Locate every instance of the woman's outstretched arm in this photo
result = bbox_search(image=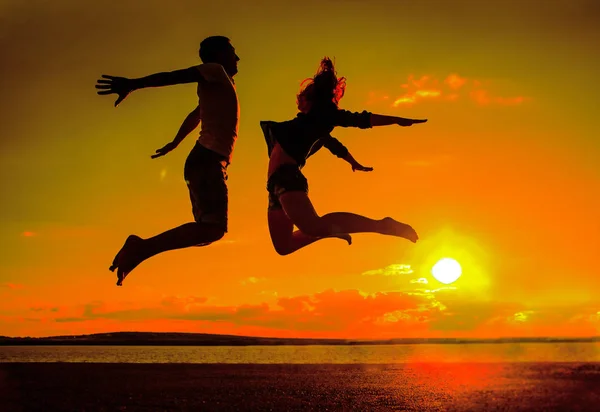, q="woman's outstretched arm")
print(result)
[335,109,427,128]
[371,113,427,127]
[321,135,373,172]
